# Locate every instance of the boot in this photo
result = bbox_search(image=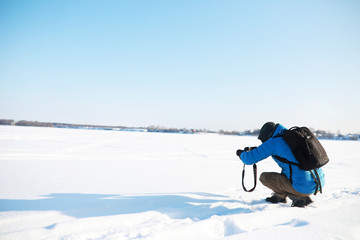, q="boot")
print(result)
[289,196,313,207]
[265,194,287,204]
